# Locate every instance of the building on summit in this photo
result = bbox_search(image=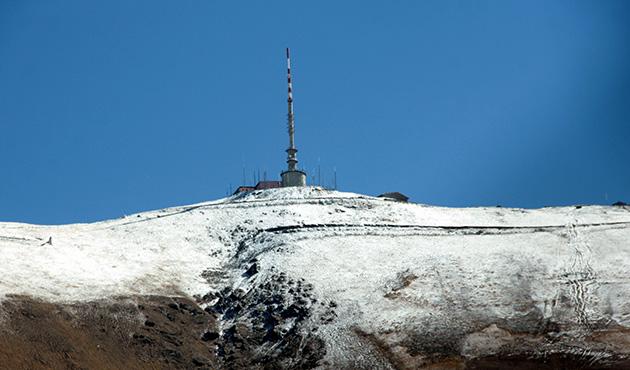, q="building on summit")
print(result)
[233,180,283,195]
